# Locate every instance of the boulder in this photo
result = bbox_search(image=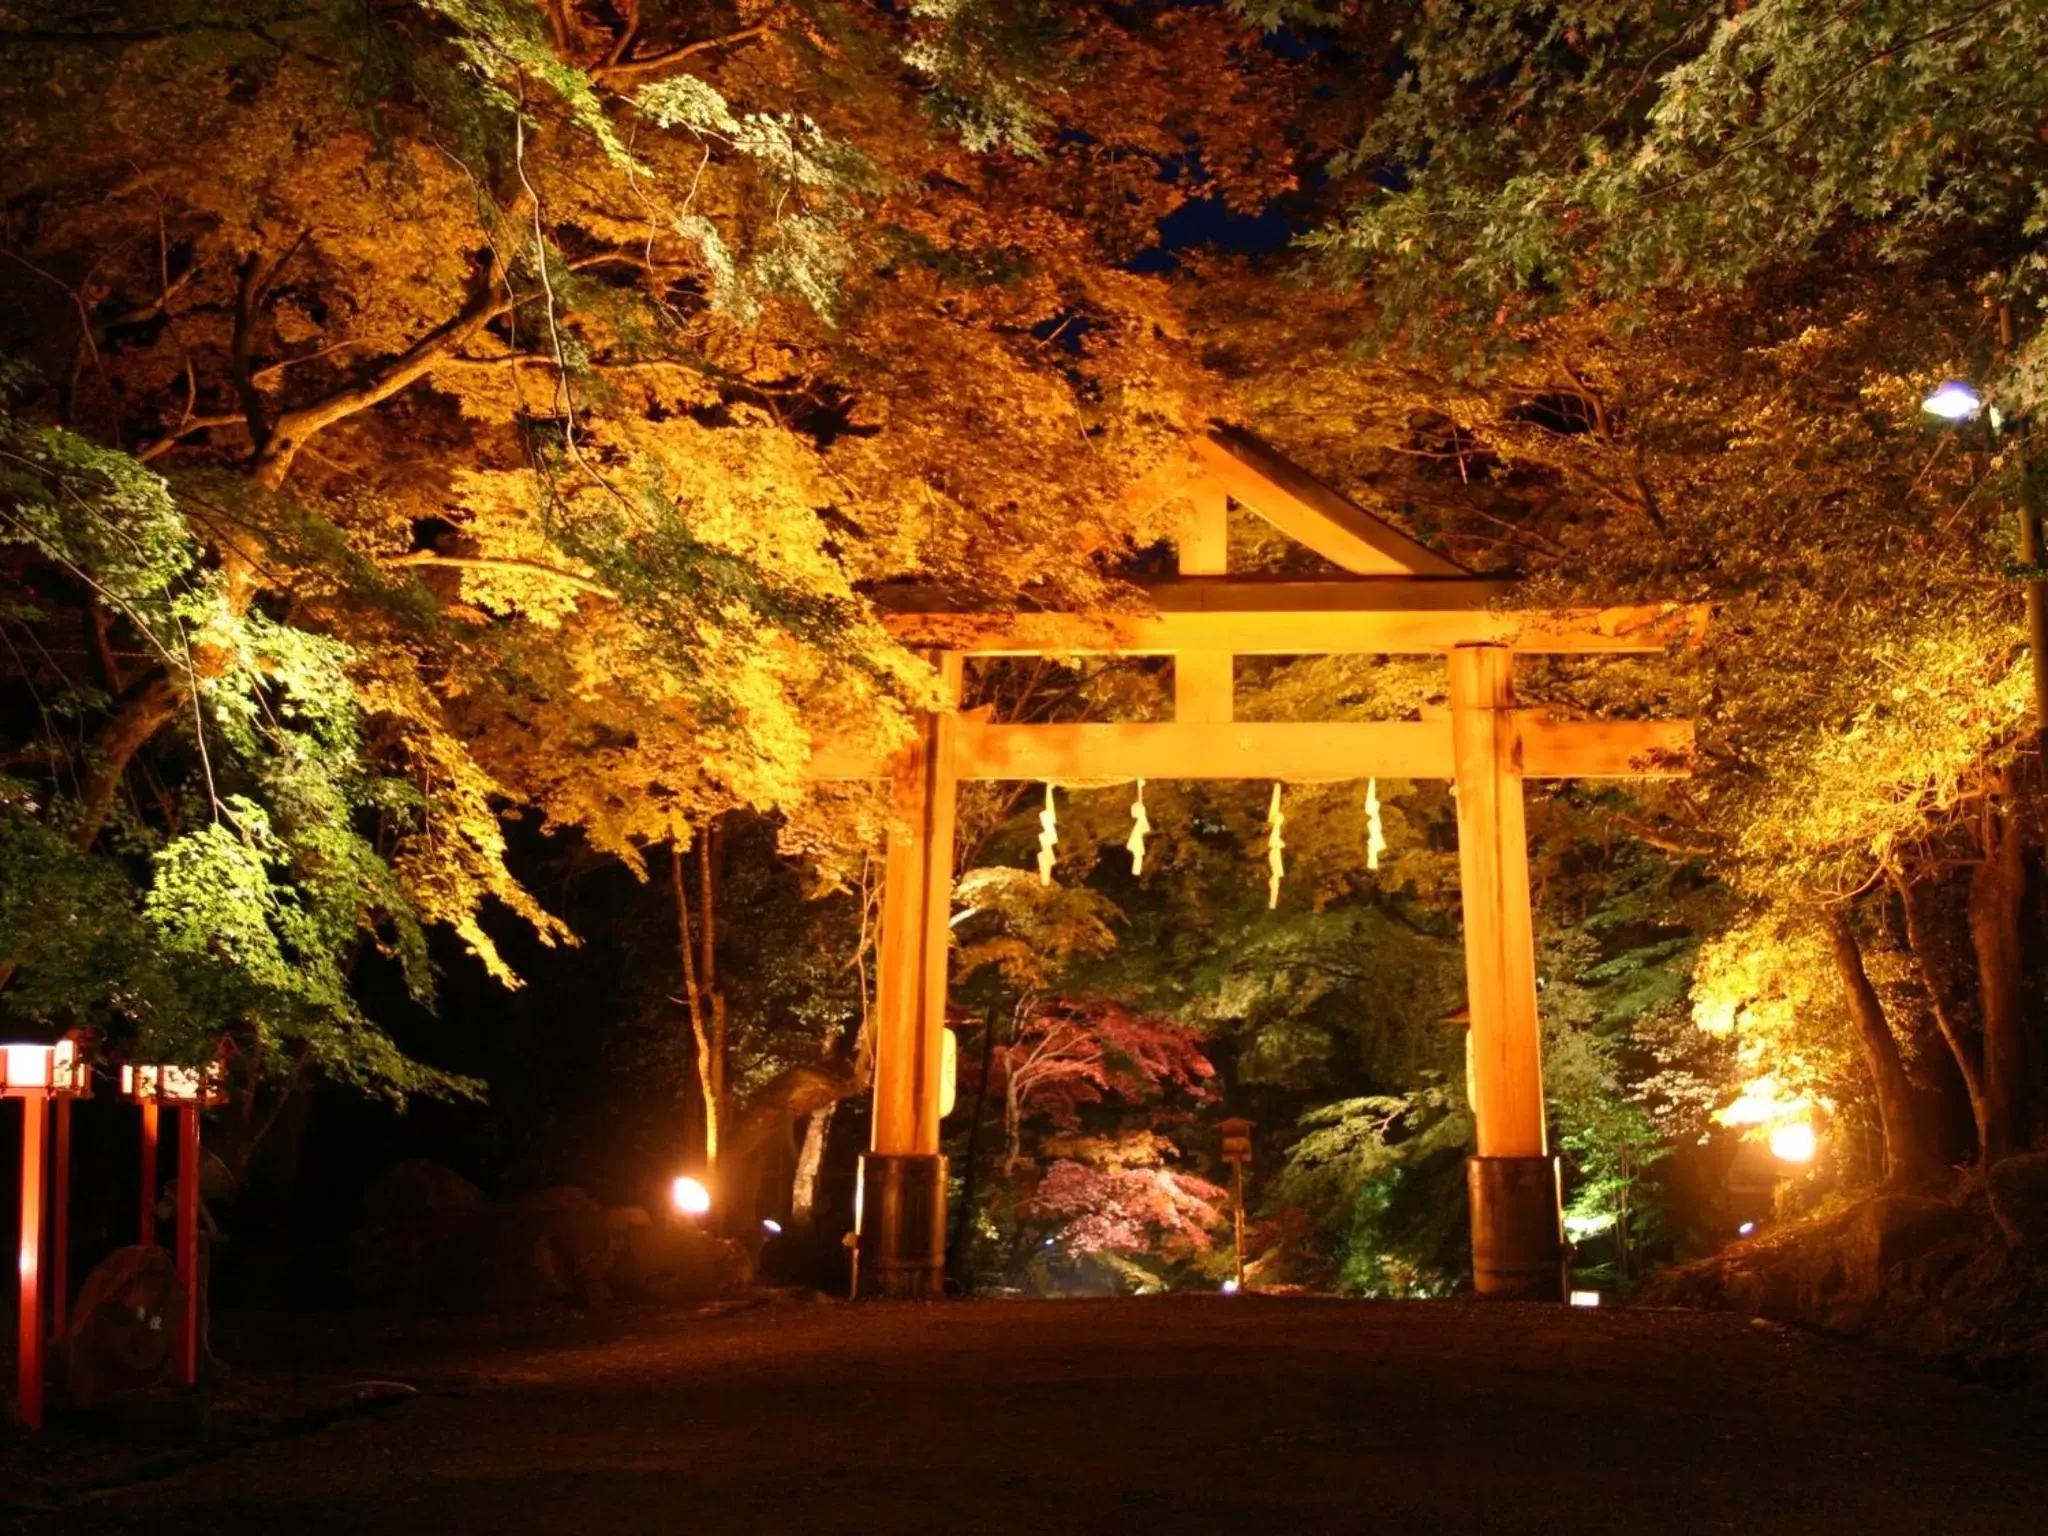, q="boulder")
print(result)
[1643,1194,1975,1324]
[62,1246,185,1409]
[1988,1152,2048,1251]
[350,1186,699,1312]
[615,1220,753,1301]
[1022,1249,1155,1298]
[358,1159,486,1226]
[1637,1190,2048,1373]
[517,1185,600,1212]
